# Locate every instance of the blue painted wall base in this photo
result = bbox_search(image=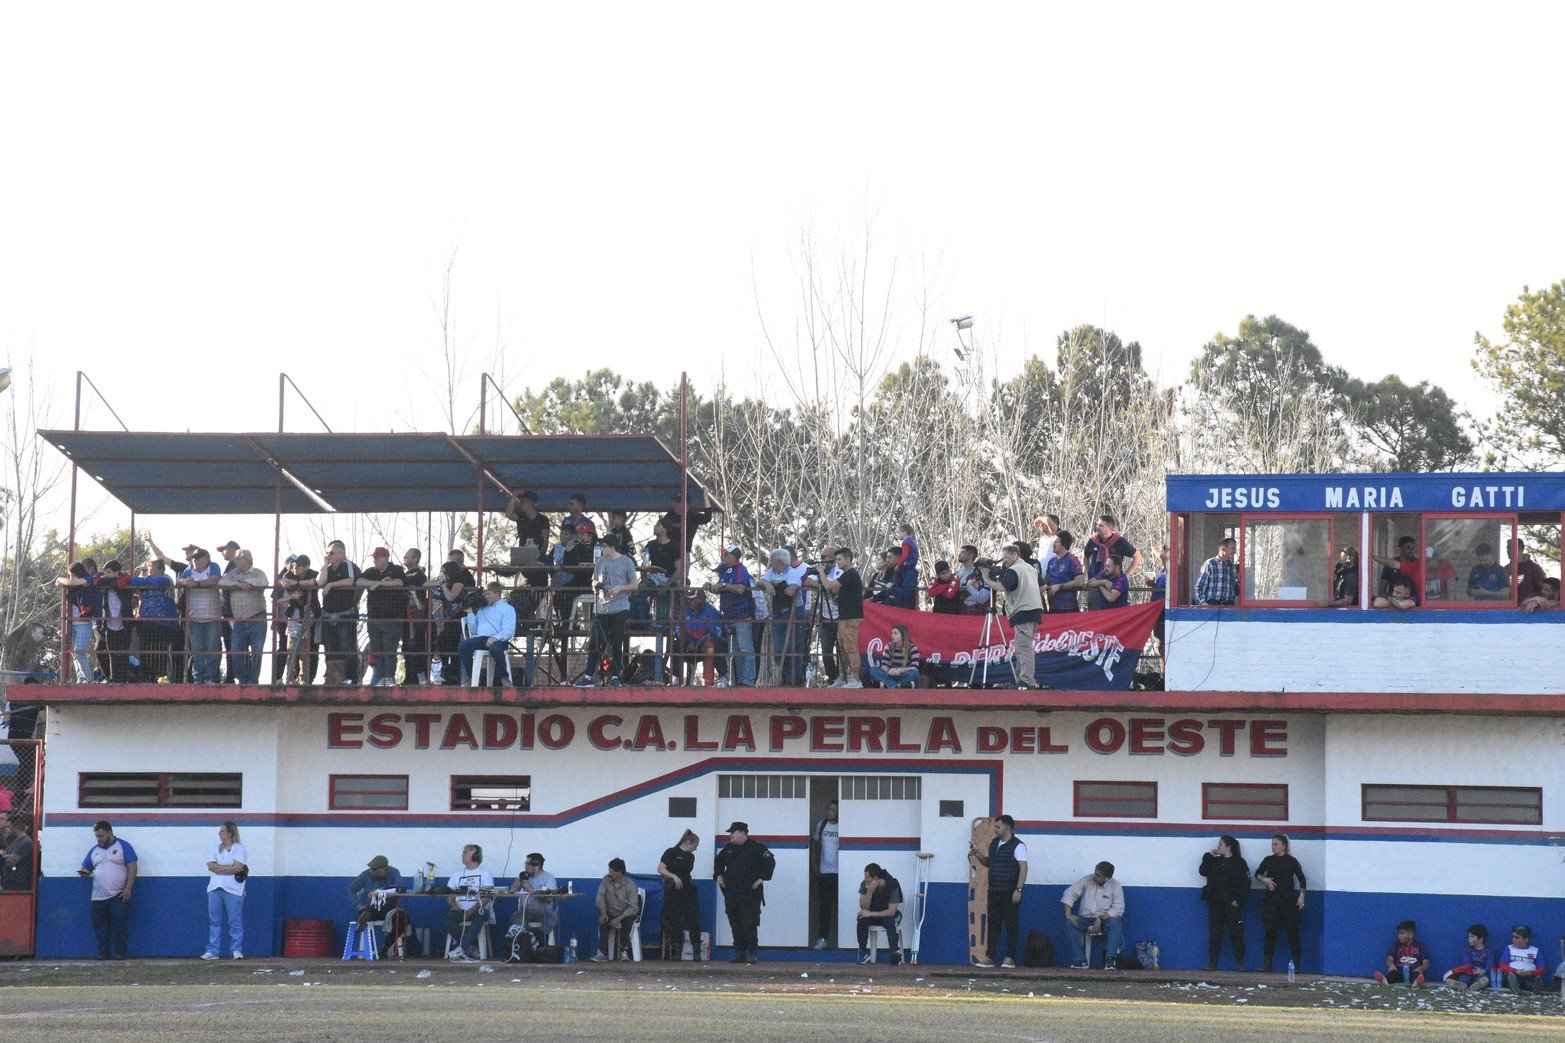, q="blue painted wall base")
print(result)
[34,877,1561,977]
